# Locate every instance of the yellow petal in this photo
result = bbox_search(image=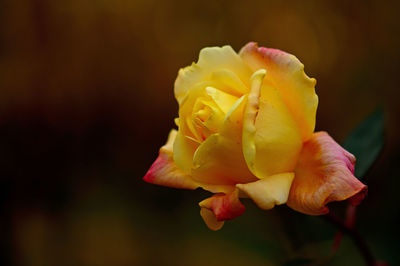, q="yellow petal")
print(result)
[174,46,252,104]
[236,173,294,210]
[287,132,368,215]
[242,69,302,179]
[191,95,258,188]
[178,81,214,141]
[143,130,199,189]
[205,86,239,114]
[240,42,318,141]
[173,131,198,174]
[174,83,244,174]
[189,87,239,141]
[192,97,225,139]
